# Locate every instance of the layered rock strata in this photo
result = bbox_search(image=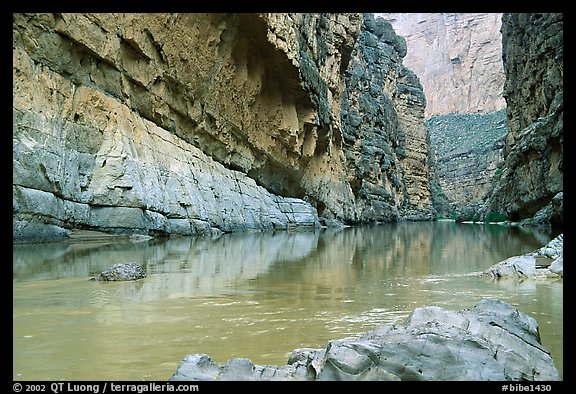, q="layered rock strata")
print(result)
[485,13,563,225]
[378,13,508,217]
[170,298,561,381]
[15,13,352,241]
[13,13,434,242]
[427,110,507,217]
[341,14,433,222]
[378,13,506,118]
